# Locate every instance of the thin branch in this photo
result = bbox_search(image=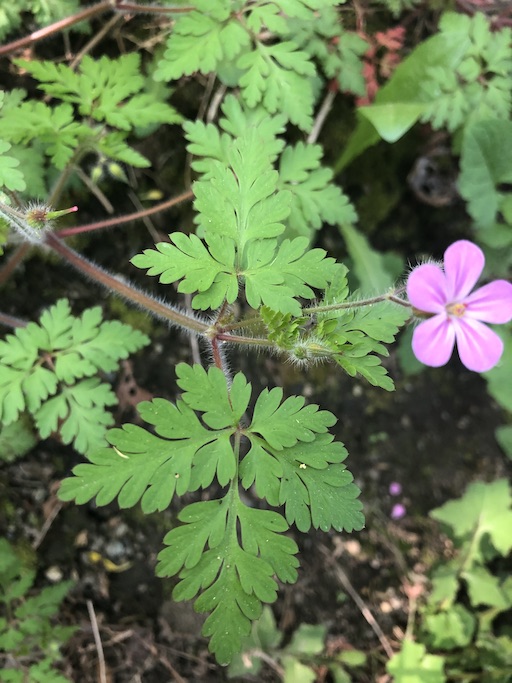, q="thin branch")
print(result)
[0,243,32,287]
[69,14,124,70]
[56,190,193,237]
[86,599,107,683]
[0,1,113,57]
[307,89,337,145]
[320,546,394,659]
[0,311,28,328]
